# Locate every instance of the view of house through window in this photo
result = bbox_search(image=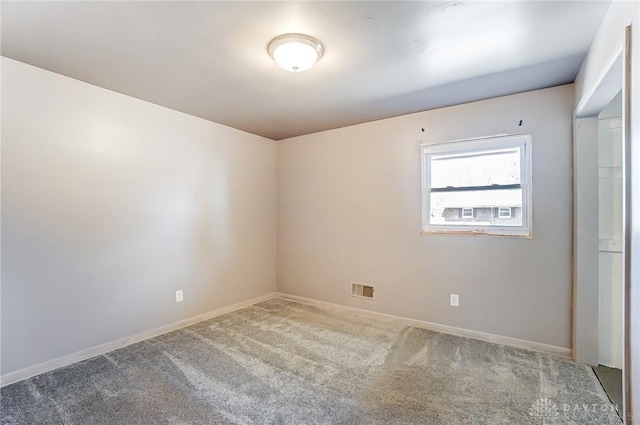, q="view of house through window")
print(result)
[421,134,531,236]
